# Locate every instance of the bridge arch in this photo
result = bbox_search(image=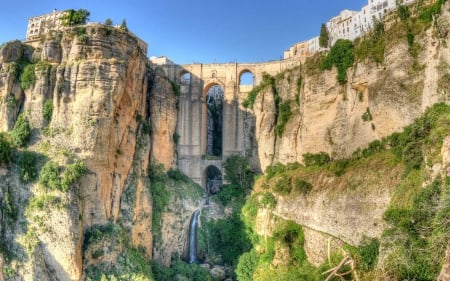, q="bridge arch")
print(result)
[203,165,222,195]
[204,84,224,157]
[238,69,254,86]
[179,70,191,85]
